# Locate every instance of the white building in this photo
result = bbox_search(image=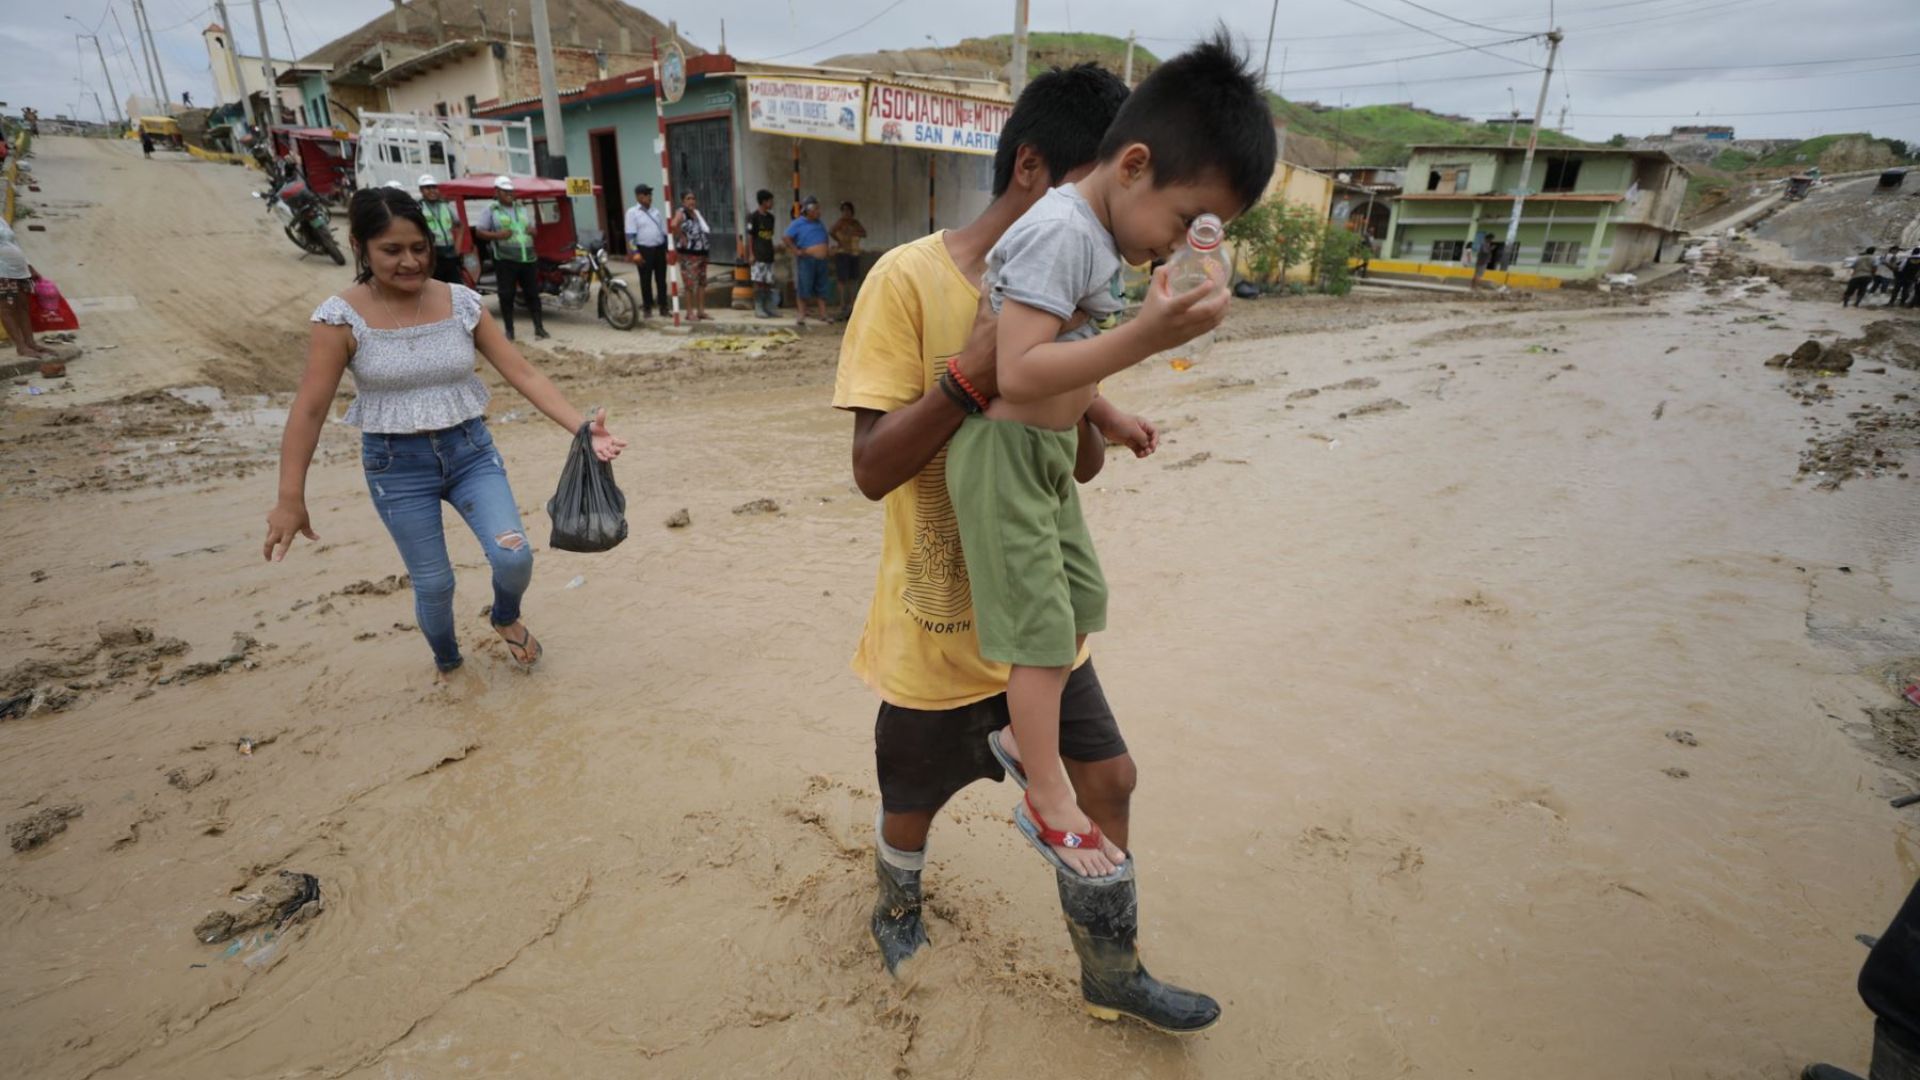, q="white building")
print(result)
[202,23,301,118]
